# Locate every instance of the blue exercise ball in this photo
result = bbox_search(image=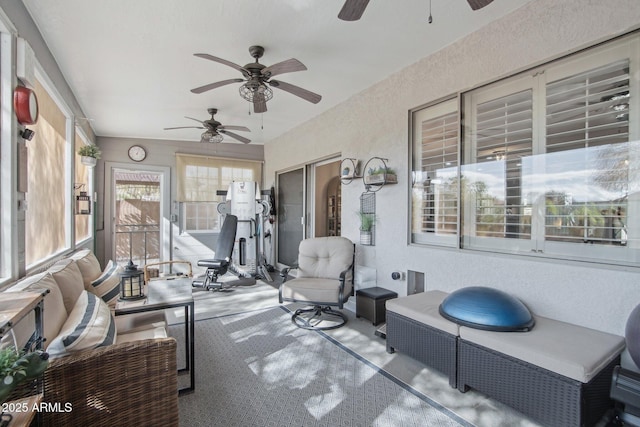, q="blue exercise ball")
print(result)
[626,303,640,369]
[439,286,535,332]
